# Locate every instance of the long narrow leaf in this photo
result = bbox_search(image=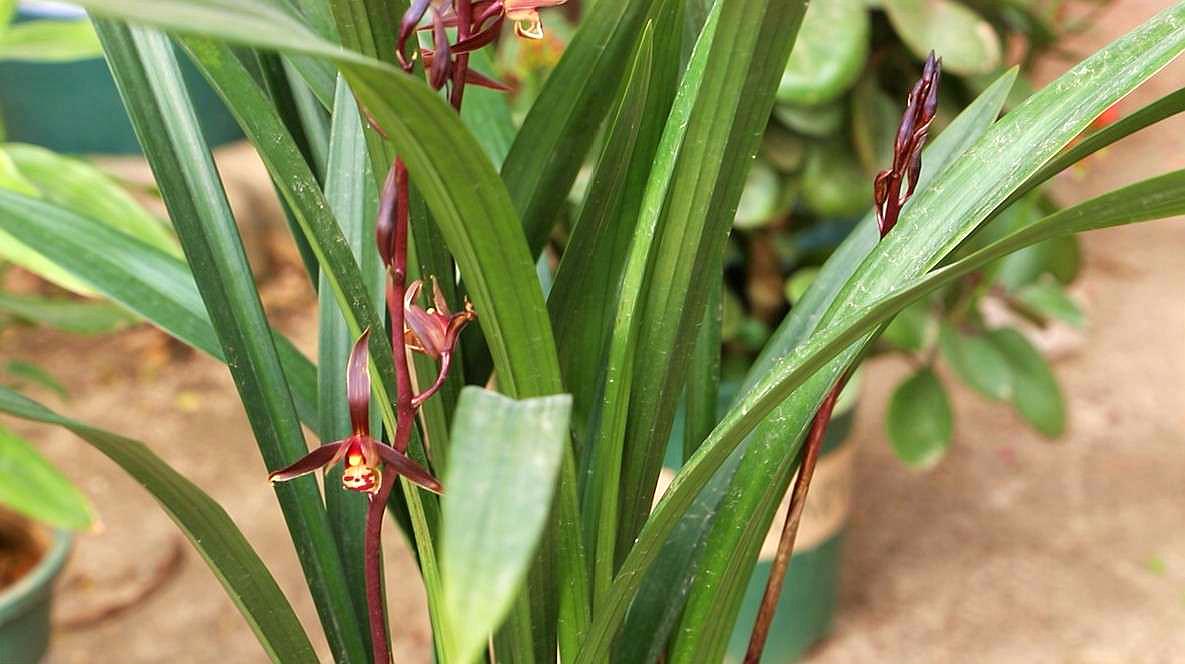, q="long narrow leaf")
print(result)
[0,387,317,664]
[1003,85,1185,211]
[549,0,681,458]
[578,26,655,608]
[0,190,319,425]
[94,23,367,663]
[502,0,659,253]
[615,0,809,563]
[318,75,381,653]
